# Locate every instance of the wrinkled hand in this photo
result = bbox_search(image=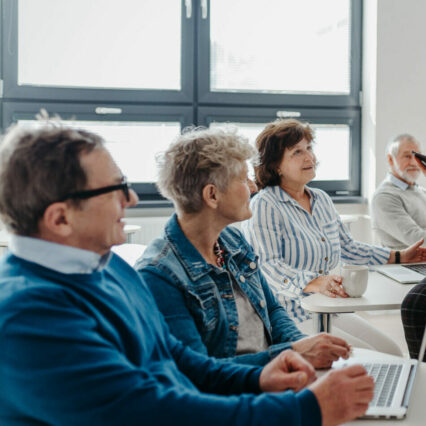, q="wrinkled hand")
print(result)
[304,275,348,298]
[292,333,351,369]
[259,350,317,393]
[309,365,374,426]
[400,239,426,263]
